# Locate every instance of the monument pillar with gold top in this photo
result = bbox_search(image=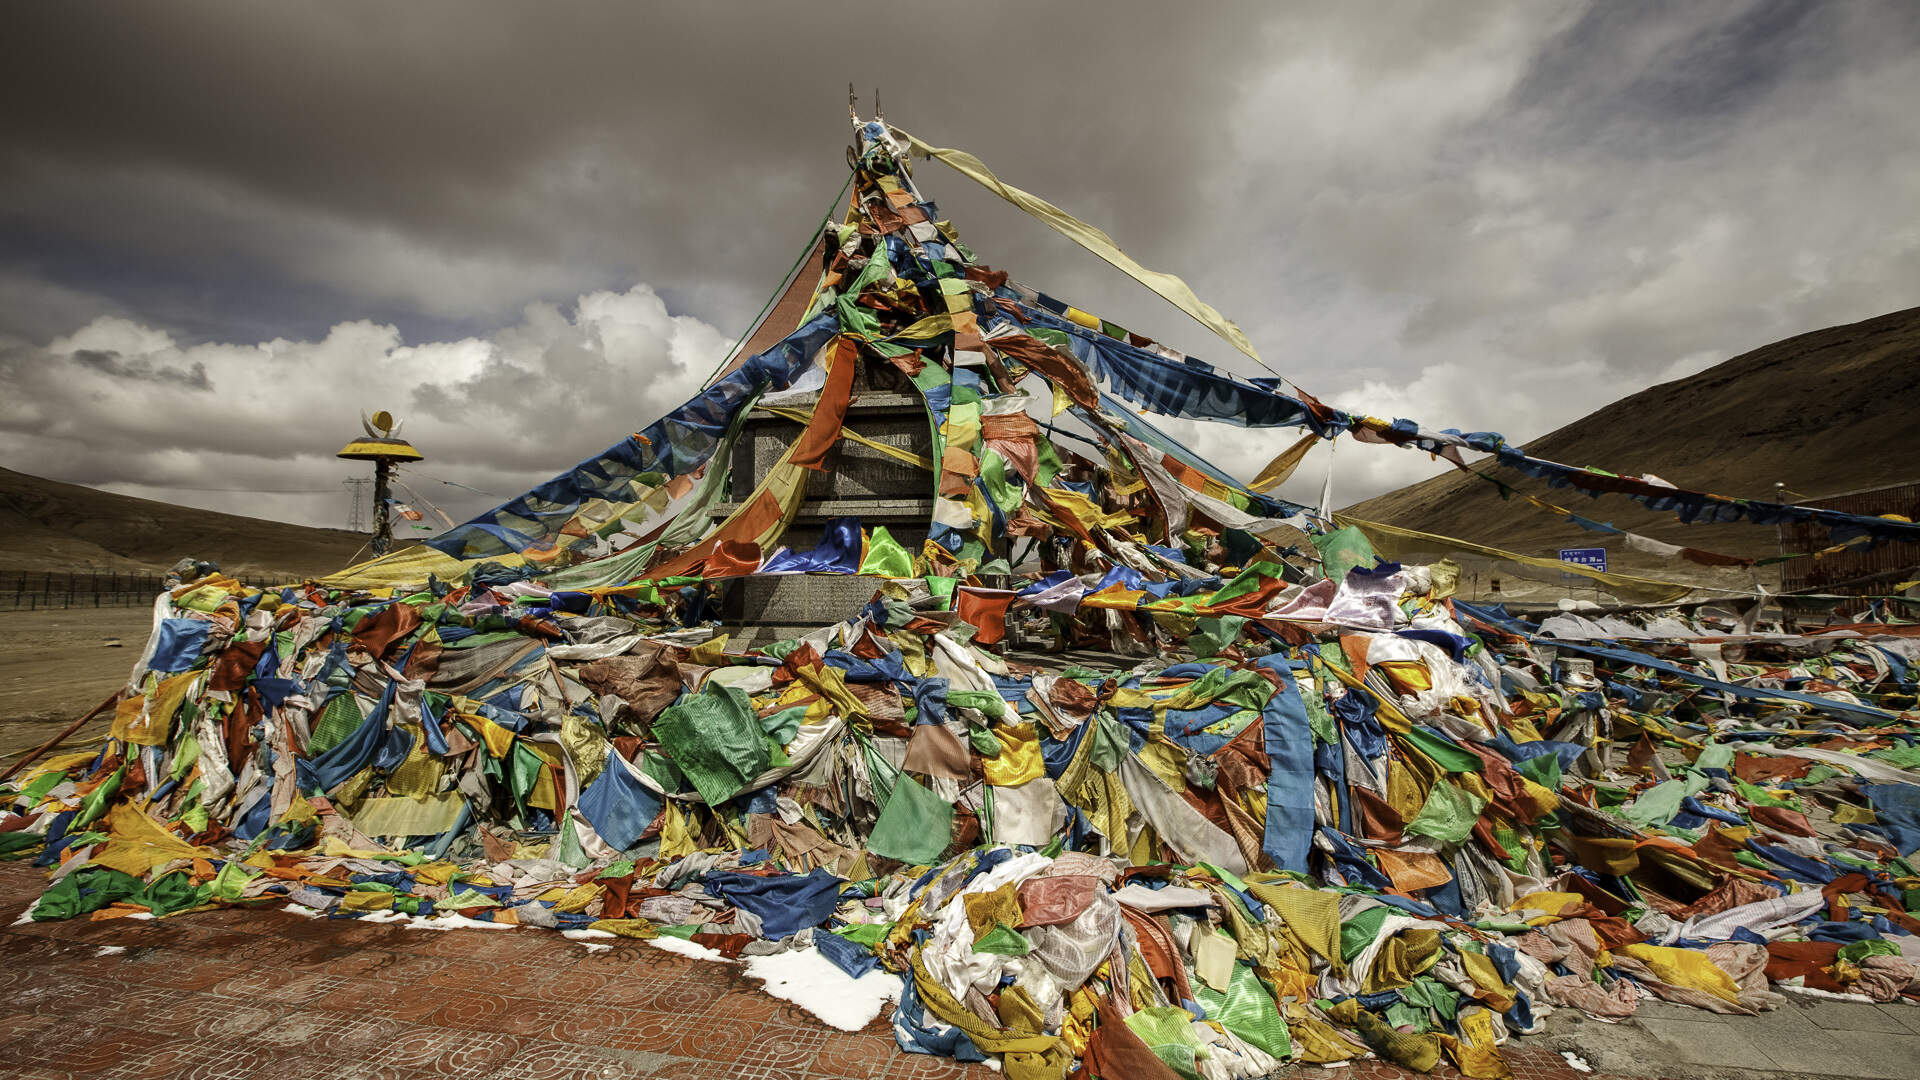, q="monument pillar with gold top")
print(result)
[337,410,423,555]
